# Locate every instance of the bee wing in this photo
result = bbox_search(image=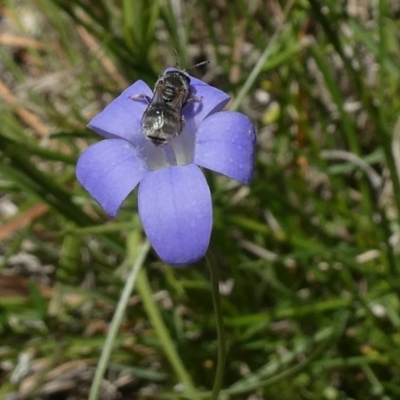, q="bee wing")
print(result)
[142,85,166,133]
[151,83,165,104]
